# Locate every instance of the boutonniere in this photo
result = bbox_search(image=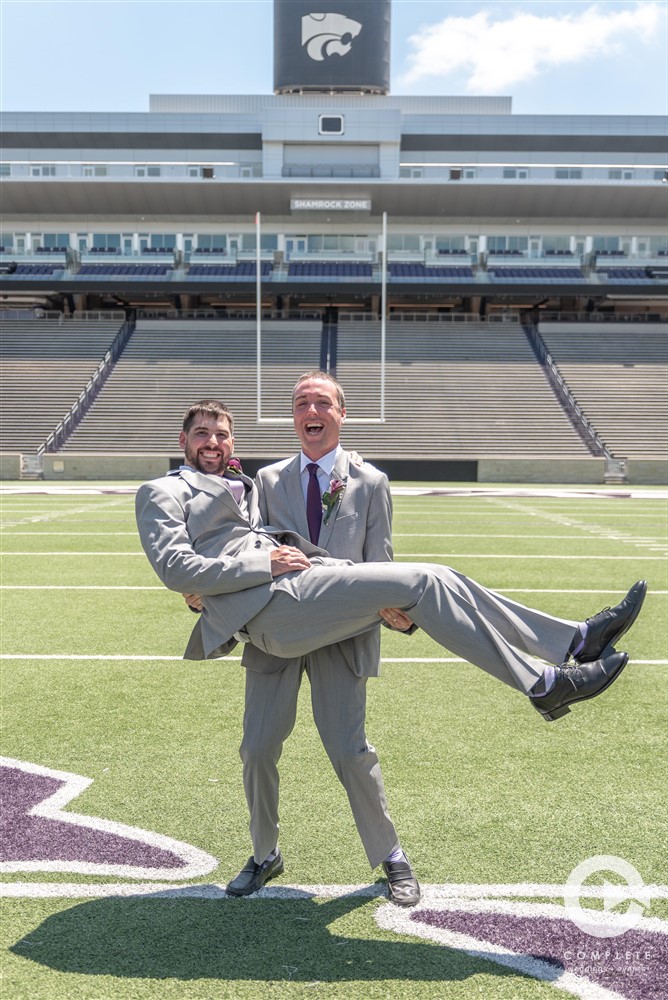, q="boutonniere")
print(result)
[225,457,244,476]
[321,477,347,524]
